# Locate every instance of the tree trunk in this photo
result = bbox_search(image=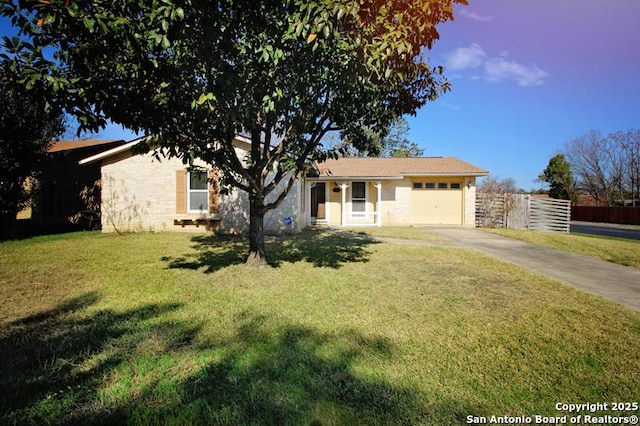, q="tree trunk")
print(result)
[246,194,267,267]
